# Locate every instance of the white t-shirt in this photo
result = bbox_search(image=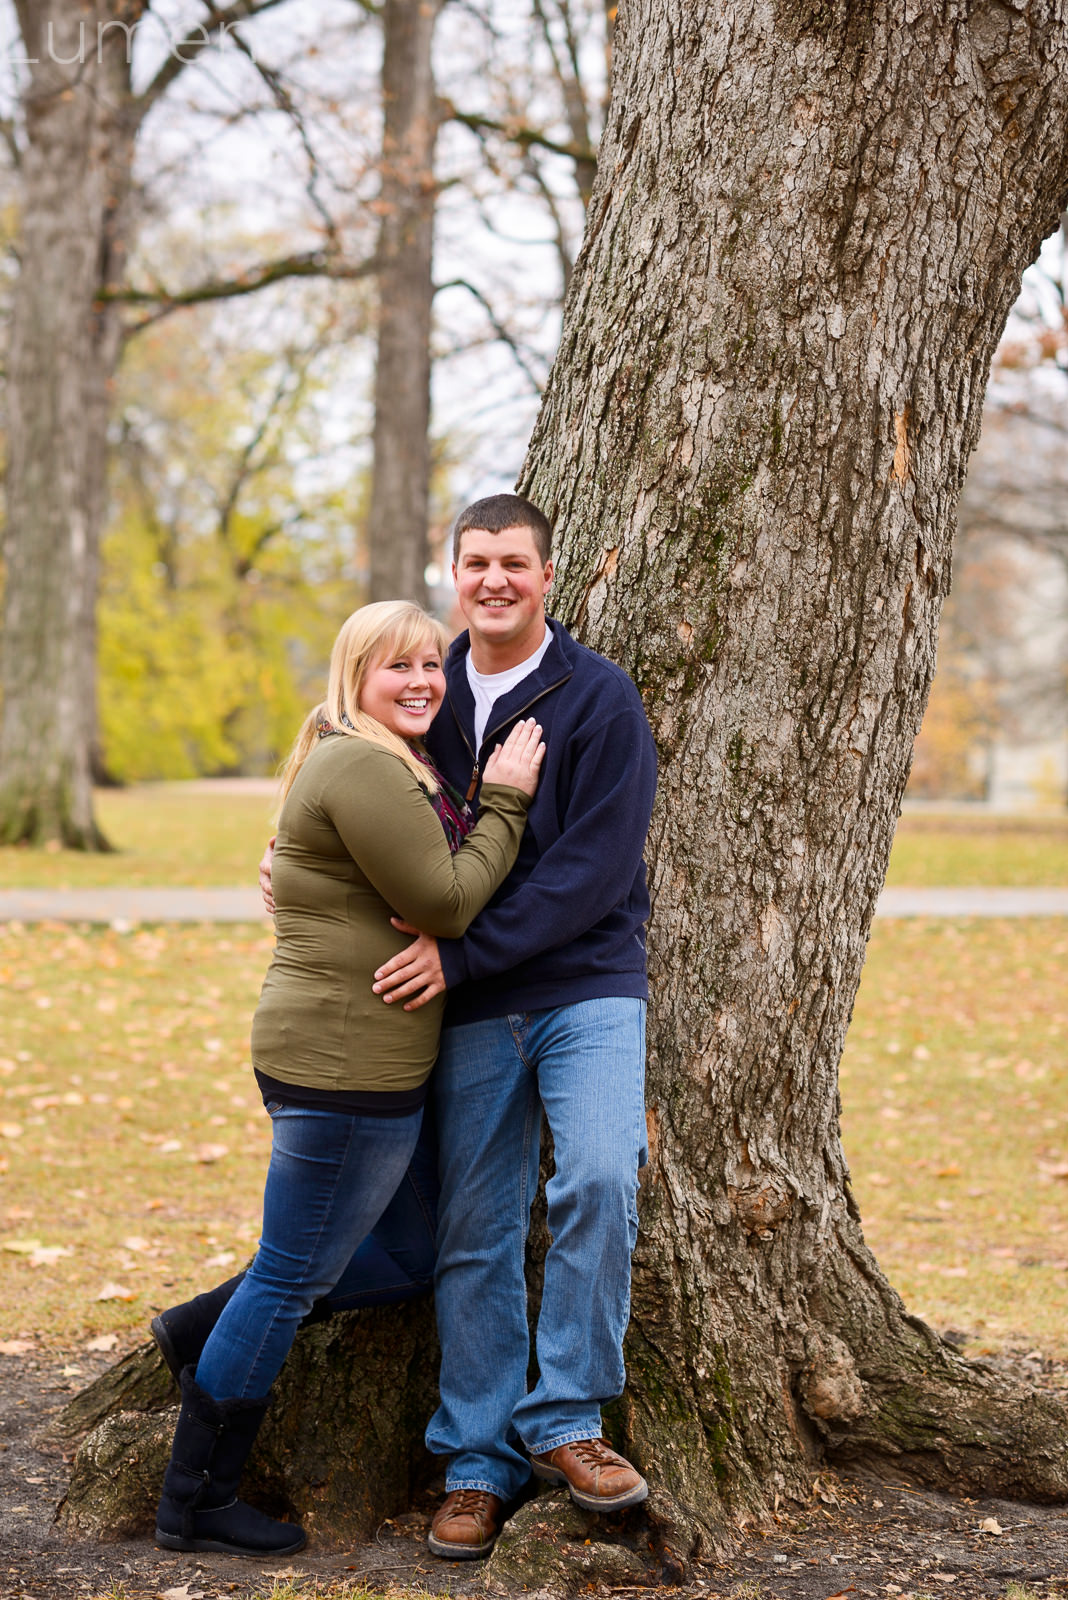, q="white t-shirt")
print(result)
[467,625,554,753]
